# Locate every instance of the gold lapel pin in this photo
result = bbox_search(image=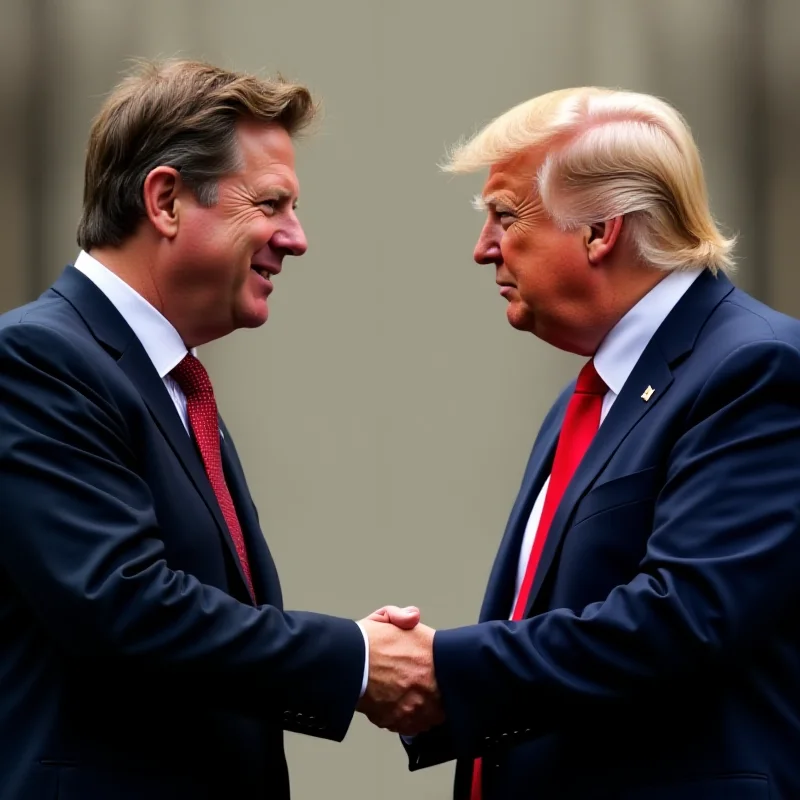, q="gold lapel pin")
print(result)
[641,385,655,402]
